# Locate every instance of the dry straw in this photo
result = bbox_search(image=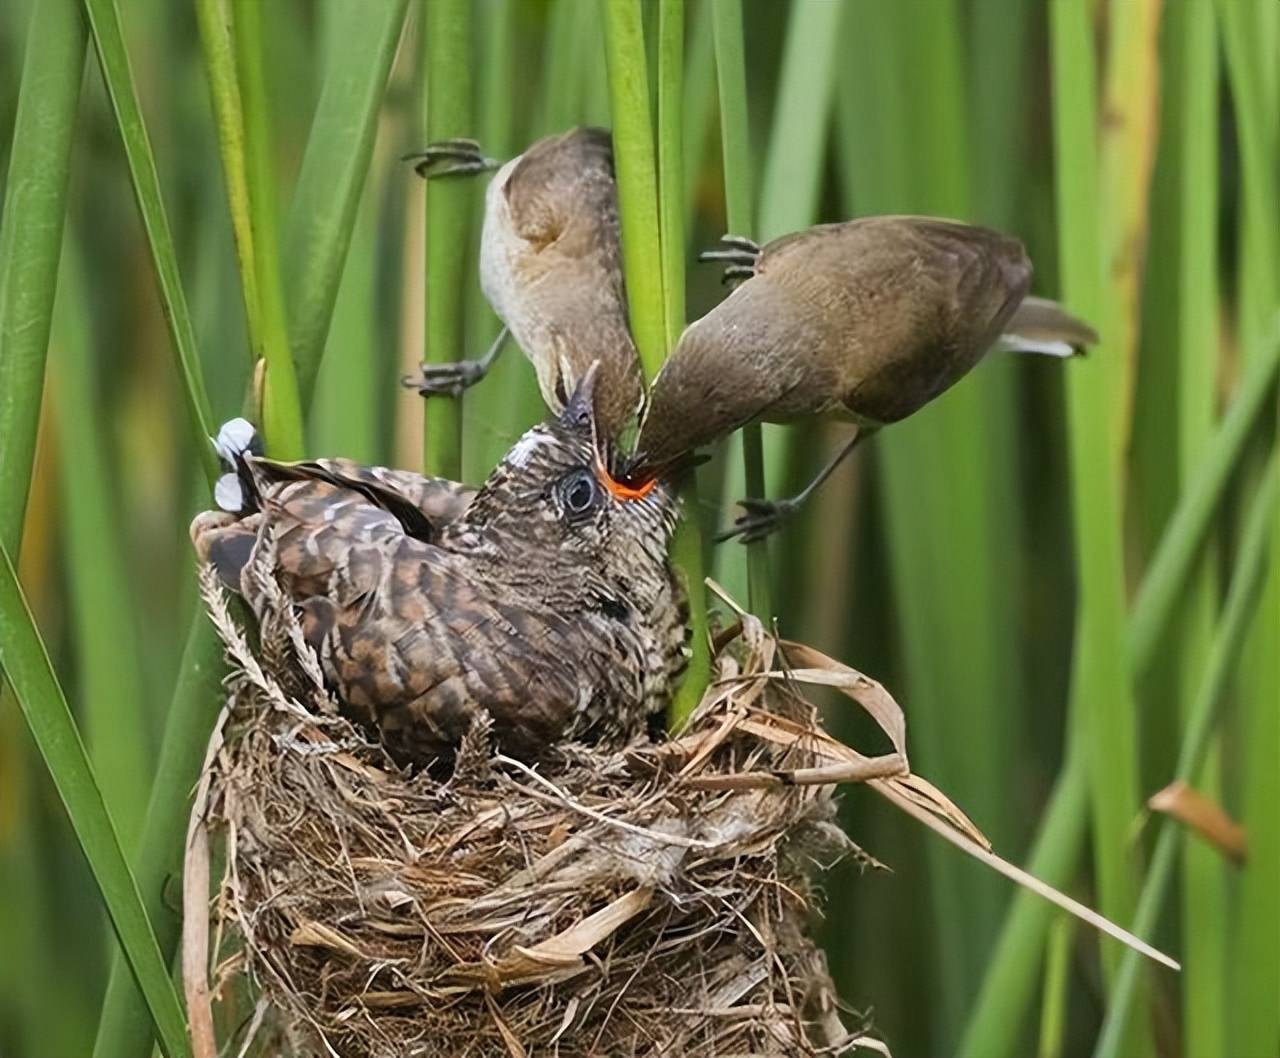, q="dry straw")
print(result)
[183,554,1172,1057]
